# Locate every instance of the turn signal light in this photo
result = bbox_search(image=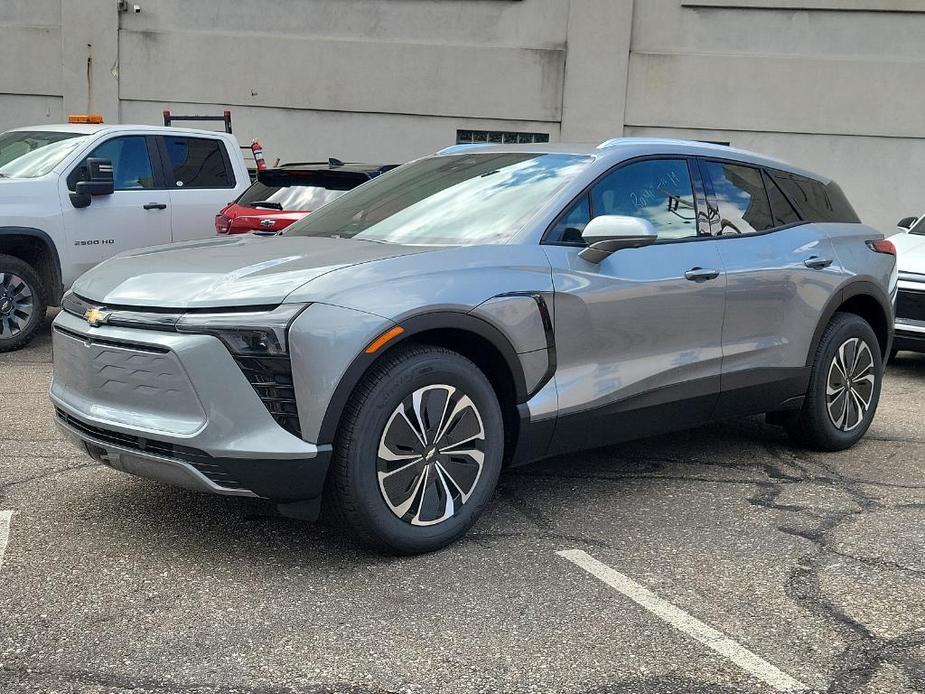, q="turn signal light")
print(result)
[867,239,896,256]
[68,114,104,124]
[365,326,405,354]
